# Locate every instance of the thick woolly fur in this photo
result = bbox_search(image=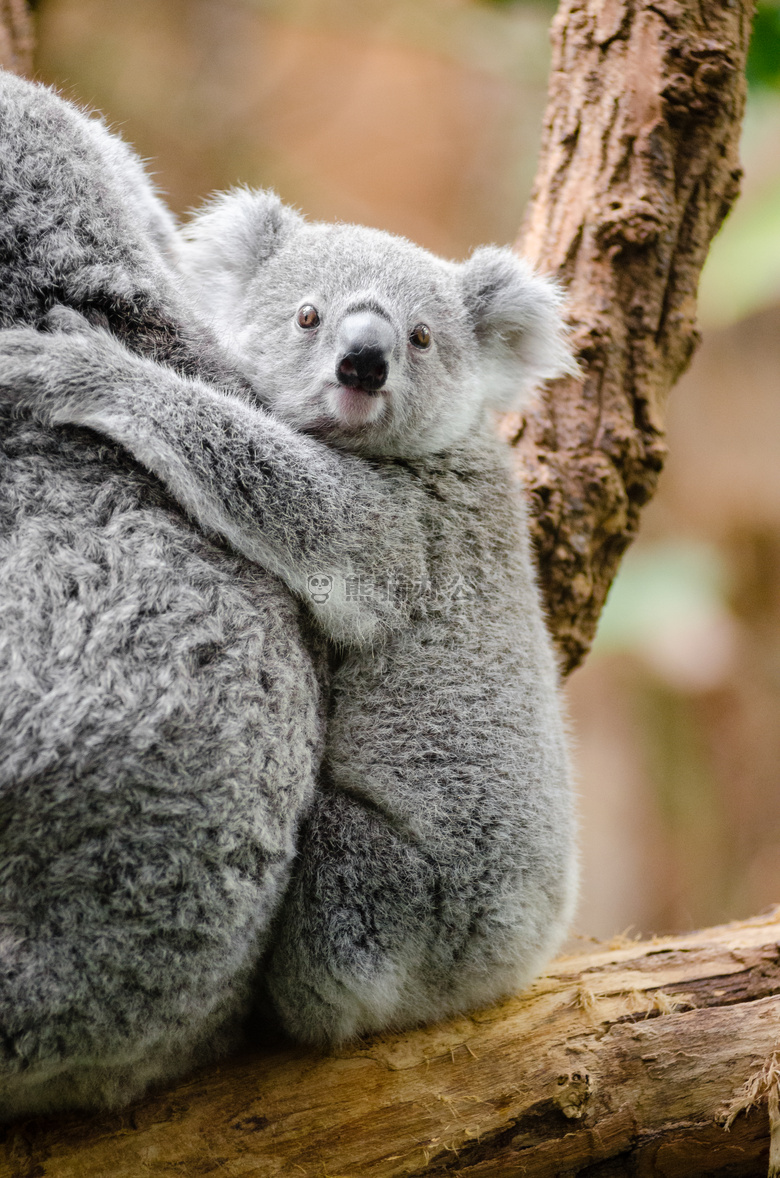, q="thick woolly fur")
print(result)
[0,72,325,1117]
[0,72,578,1110]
